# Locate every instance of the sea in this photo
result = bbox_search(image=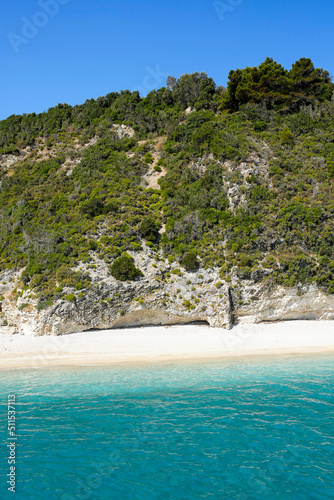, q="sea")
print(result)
[1,354,334,499]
